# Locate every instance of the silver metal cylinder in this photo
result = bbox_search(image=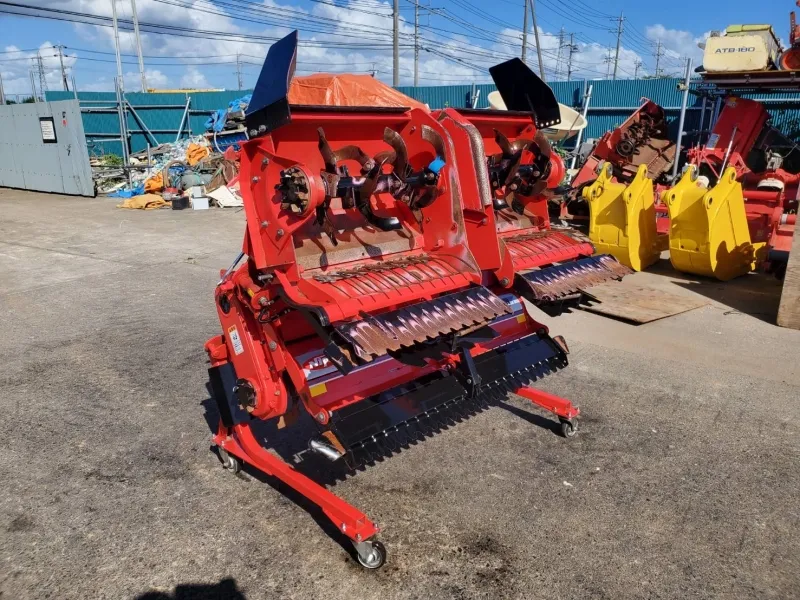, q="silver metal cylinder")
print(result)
[309,438,343,461]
